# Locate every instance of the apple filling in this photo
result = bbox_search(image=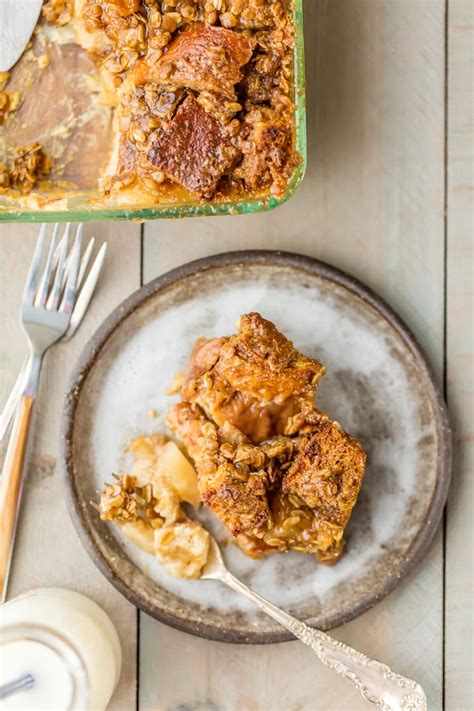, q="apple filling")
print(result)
[97,434,209,579]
